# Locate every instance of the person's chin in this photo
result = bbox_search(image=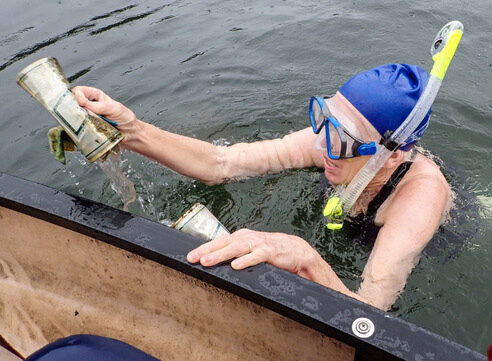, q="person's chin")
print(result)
[324,171,342,185]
